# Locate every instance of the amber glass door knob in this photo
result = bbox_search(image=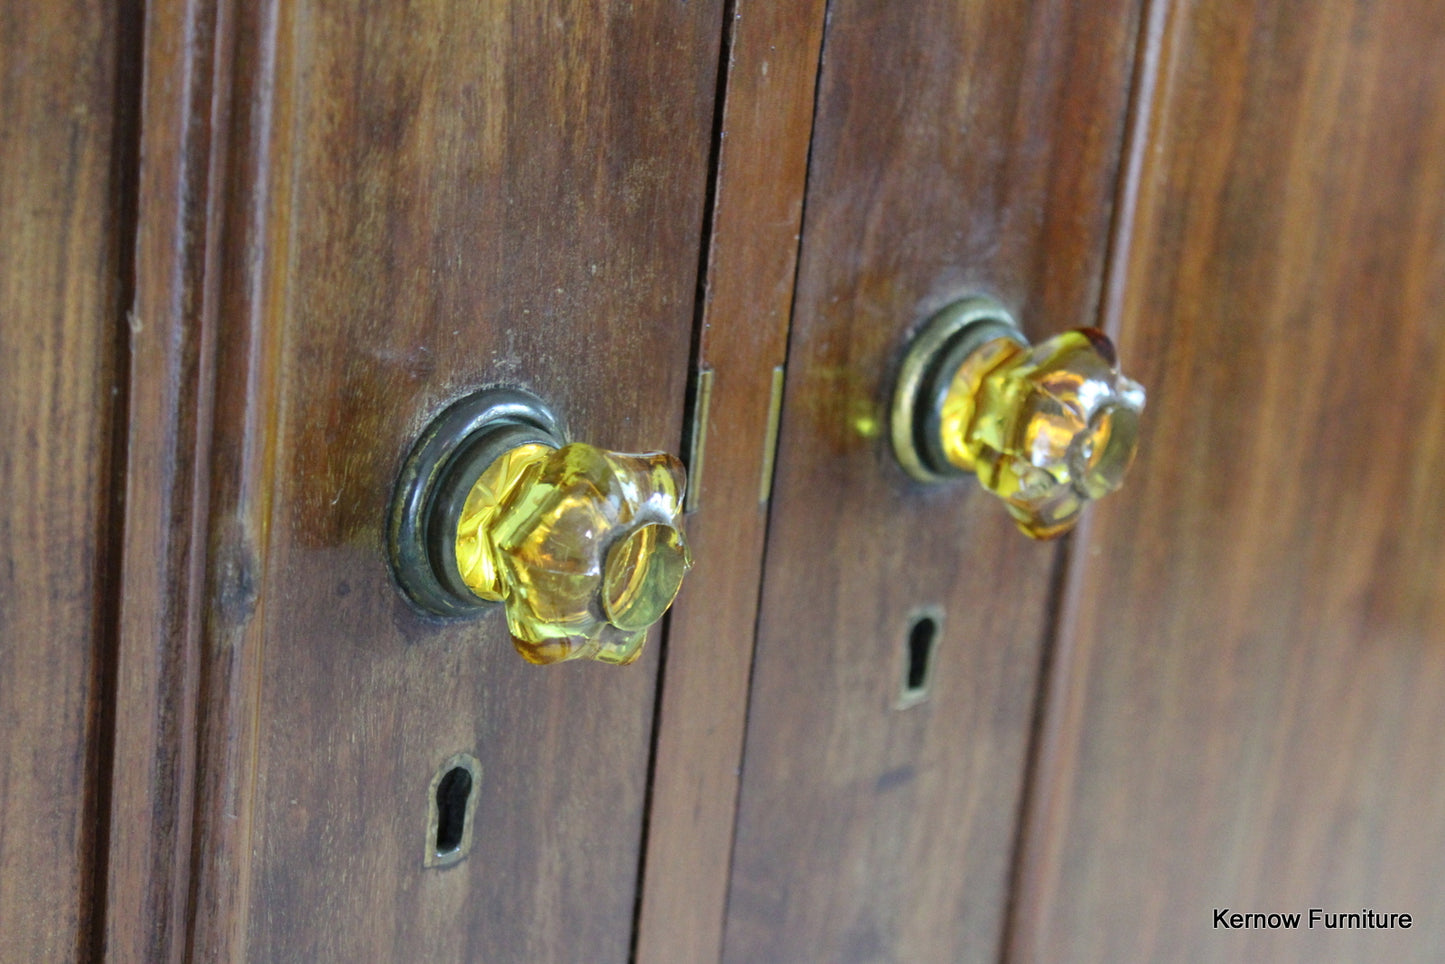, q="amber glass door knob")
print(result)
[390,389,691,665]
[891,295,1145,538]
